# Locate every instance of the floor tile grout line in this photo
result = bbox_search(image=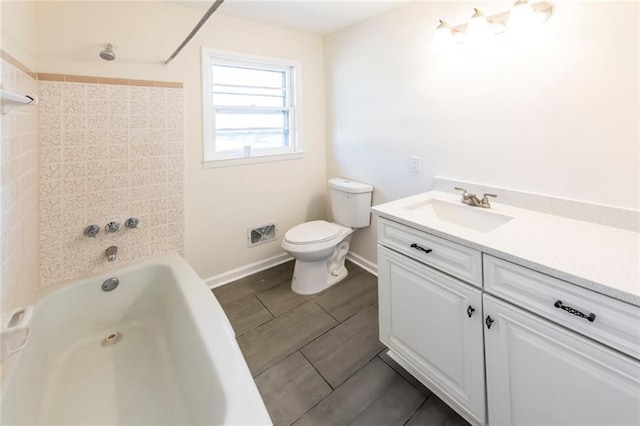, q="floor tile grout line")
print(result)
[377,352,433,398]
[290,348,376,426]
[214,261,295,305]
[232,295,275,338]
[298,299,366,356]
[326,349,382,390]
[295,305,385,391]
[403,397,429,426]
[245,302,341,378]
[316,297,378,325]
[254,292,279,319]
[300,302,342,343]
[251,260,370,322]
[315,300,341,323]
[299,350,335,391]
[250,262,297,299]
